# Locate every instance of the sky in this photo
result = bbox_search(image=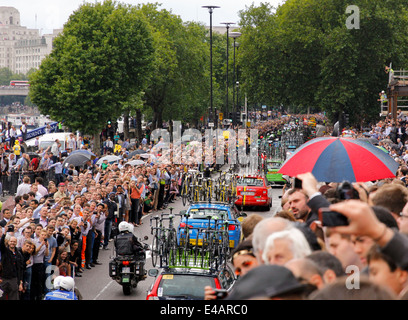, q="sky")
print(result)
[6,0,285,34]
